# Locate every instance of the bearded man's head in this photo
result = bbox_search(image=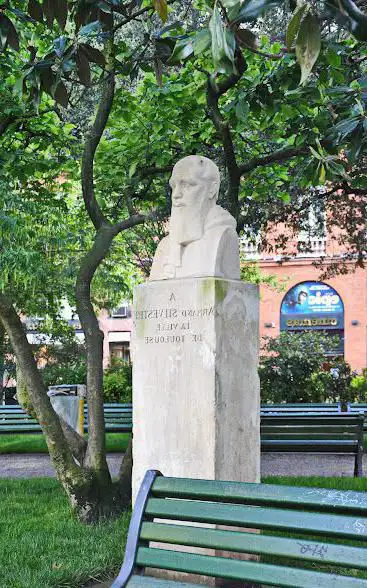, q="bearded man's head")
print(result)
[169,155,220,245]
